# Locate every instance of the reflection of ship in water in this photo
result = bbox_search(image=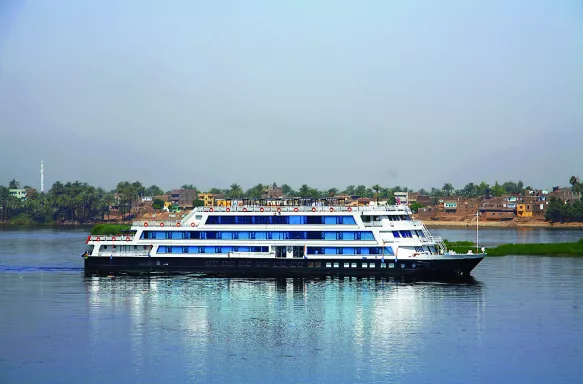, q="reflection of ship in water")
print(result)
[84,276,485,377]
